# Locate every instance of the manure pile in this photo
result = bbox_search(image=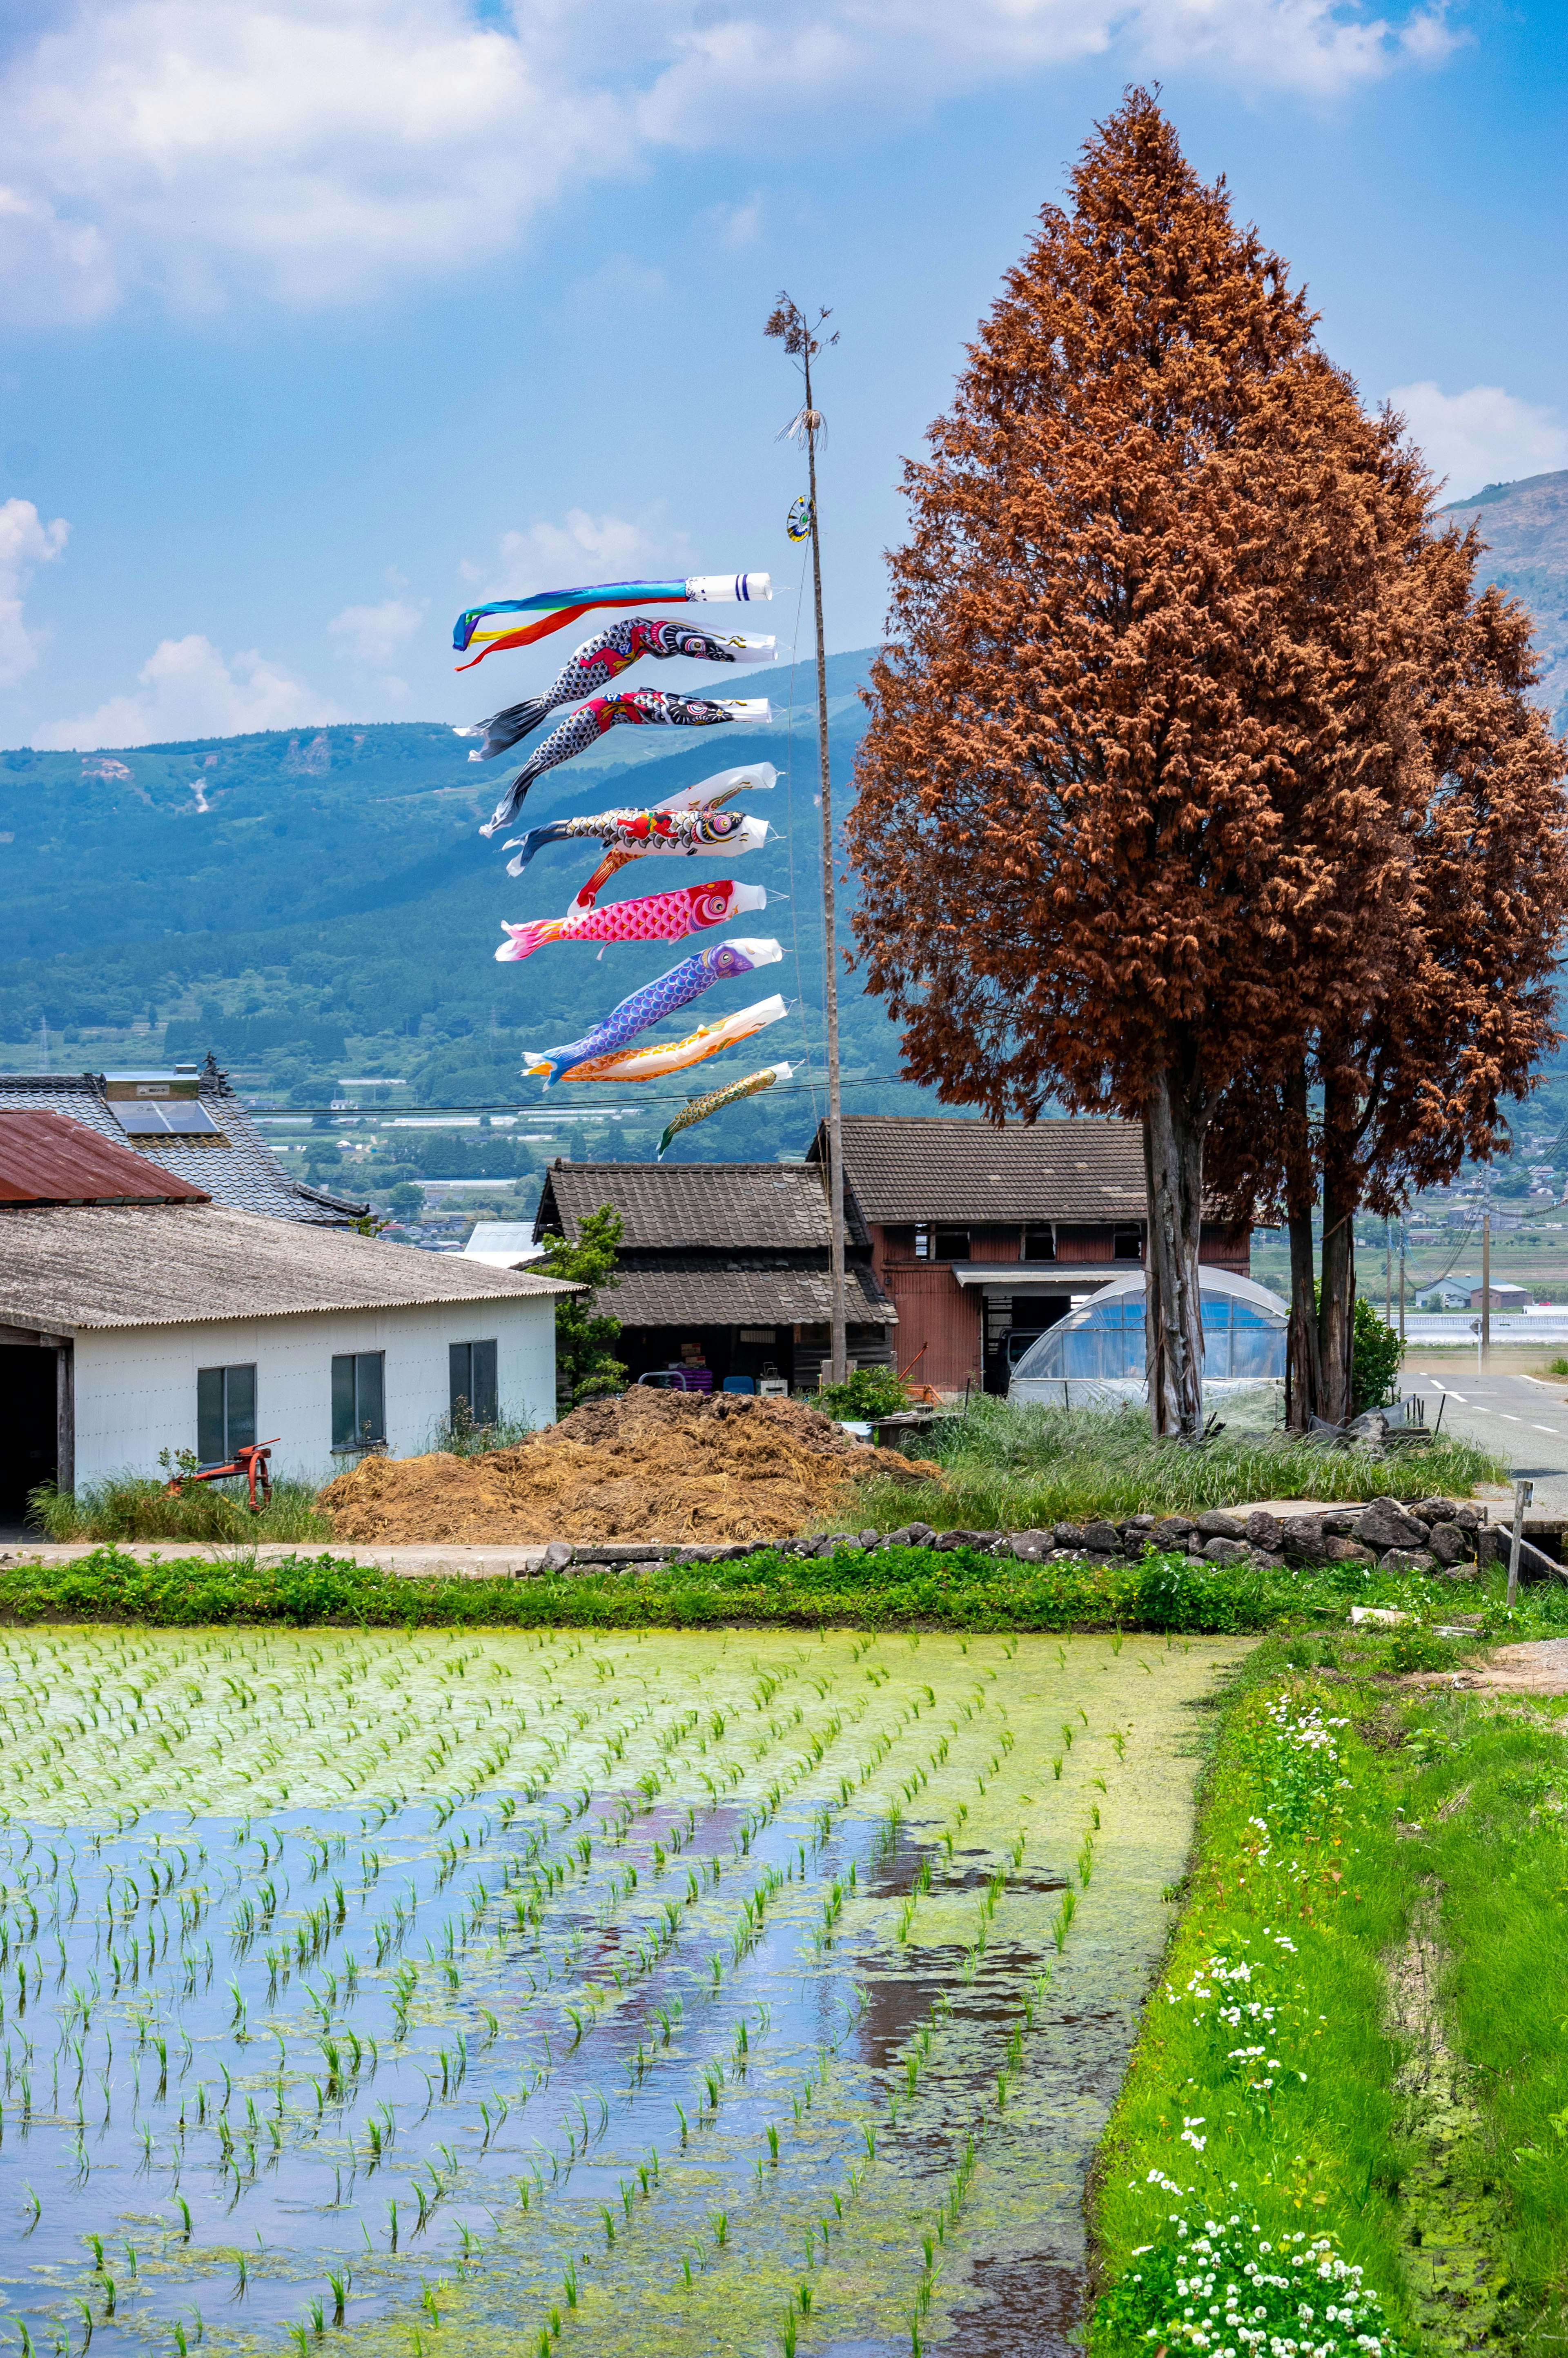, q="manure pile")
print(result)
[319,1387,941,1545]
